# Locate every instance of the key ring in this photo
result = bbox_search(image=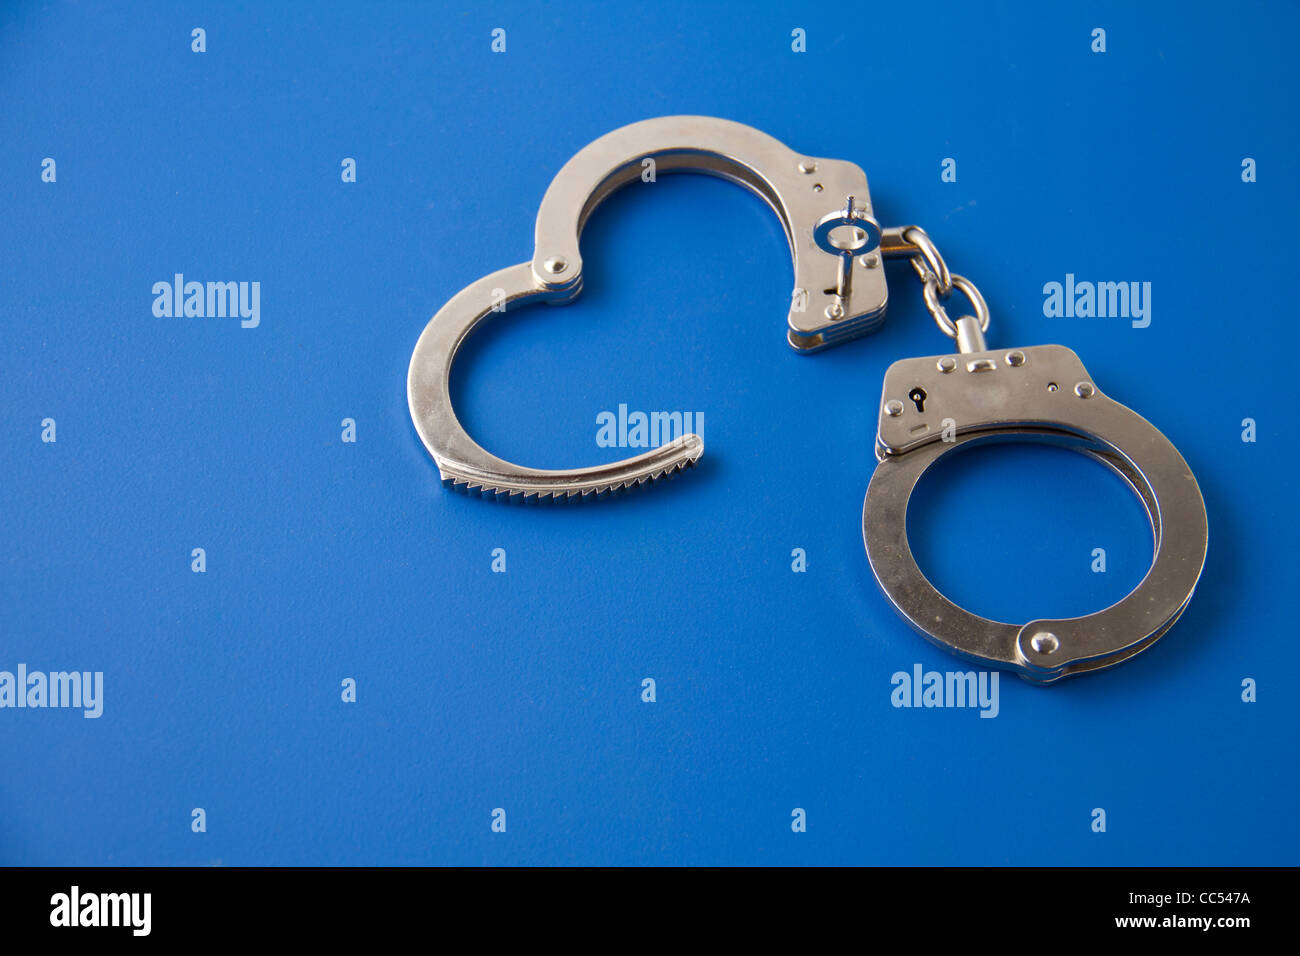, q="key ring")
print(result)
[407,115,1208,681]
